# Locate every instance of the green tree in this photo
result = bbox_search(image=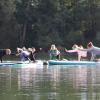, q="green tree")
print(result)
[0,0,18,48]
